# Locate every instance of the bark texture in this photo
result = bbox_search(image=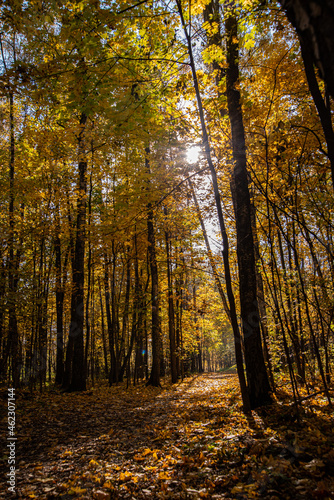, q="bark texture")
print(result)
[146,148,161,387]
[279,0,334,98]
[225,8,271,408]
[176,0,250,411]
[65,112,87,392]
